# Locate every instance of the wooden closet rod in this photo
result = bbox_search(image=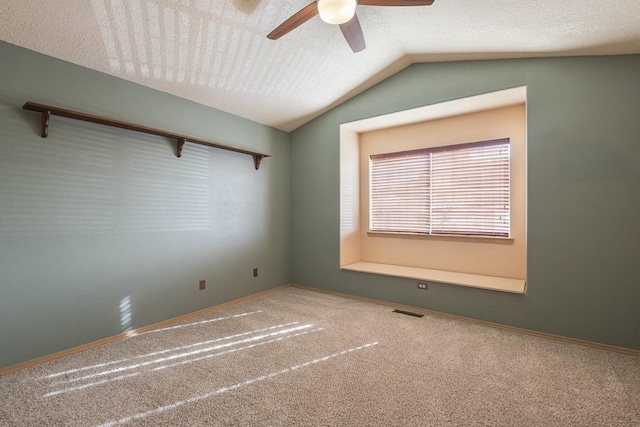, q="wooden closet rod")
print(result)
[23,102,271,170]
